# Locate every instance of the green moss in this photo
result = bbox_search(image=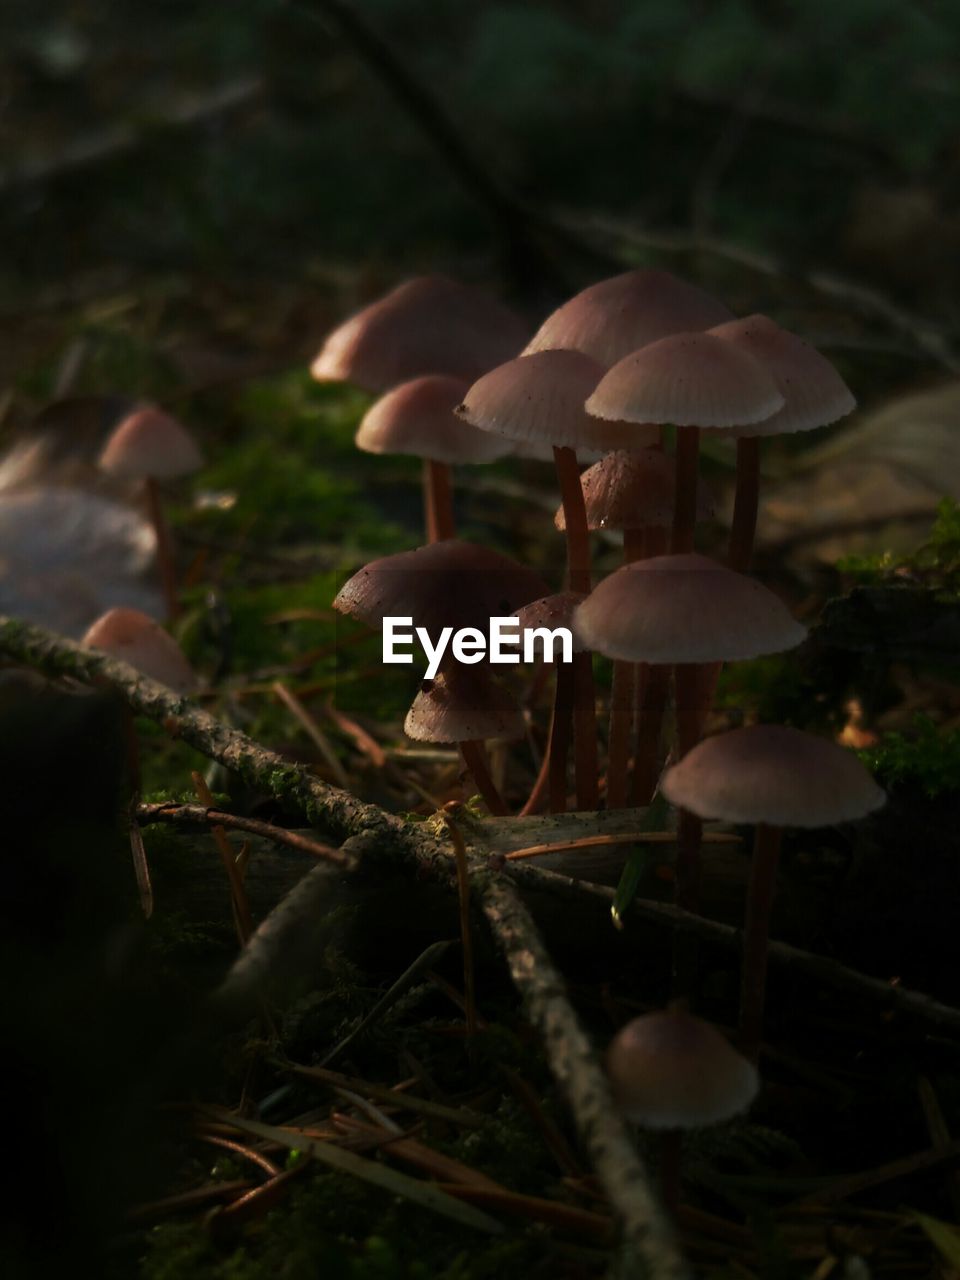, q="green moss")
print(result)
[838,498,960,598]
[859,714,960,795]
